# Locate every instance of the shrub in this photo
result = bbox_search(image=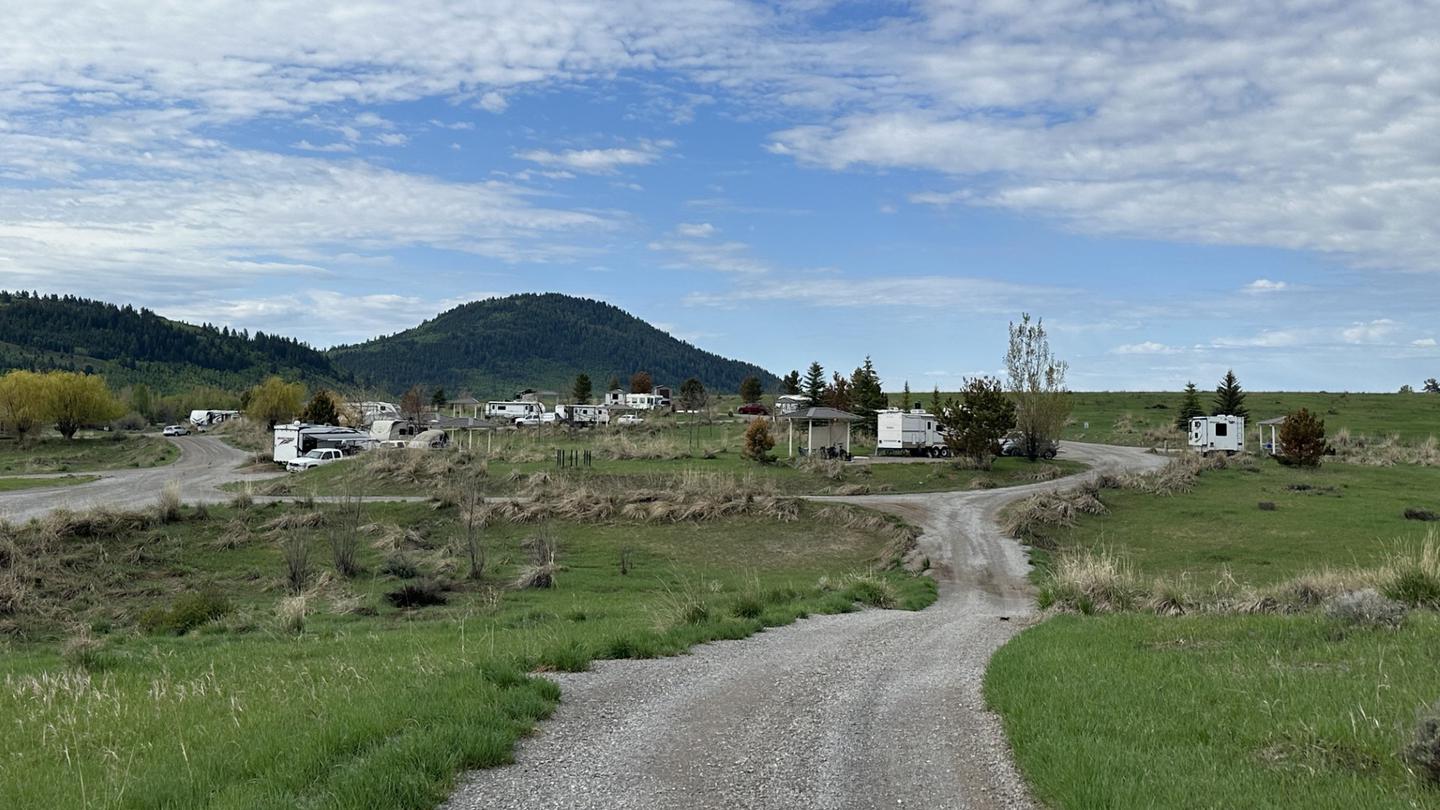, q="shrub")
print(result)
[61,632,111,672]
[327,523,361,579]
[514,529,558,589]
[1383,568,1440,608]
[381,552,419,579]
[276,596,307,634]
[1038,549,1138,613]
[229,487,254,510]
[279,536,311,594]
[139,591,232,635]
[1258,501,1277,511]
[843,573,898,609]
[730,594,765,619]
[385,579,447,608]
[155,480,183,523]
[1323,589,1406,629]
[1405,701,1440,786]
[1405,508,1440,522]
[741,417,776,463]
[1277,408,1327,467]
